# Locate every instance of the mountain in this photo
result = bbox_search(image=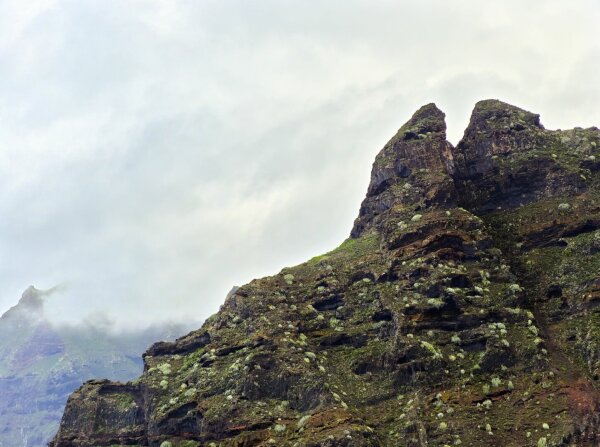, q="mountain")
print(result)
[0,286,194,447]
[50,100,600,446]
